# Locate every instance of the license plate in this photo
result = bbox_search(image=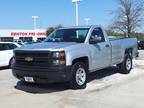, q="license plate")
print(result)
[24,77,34,83]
